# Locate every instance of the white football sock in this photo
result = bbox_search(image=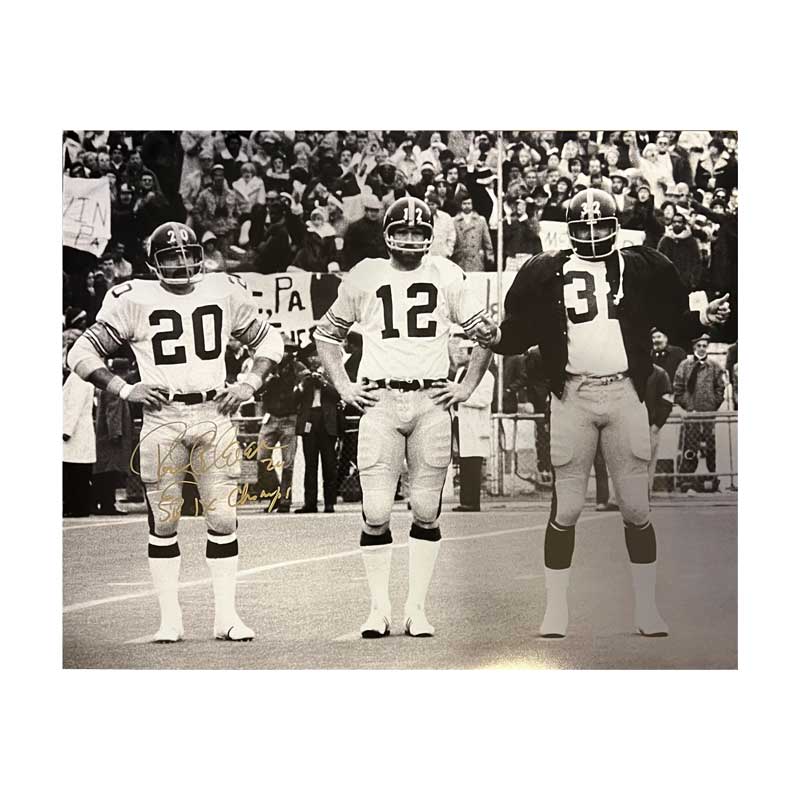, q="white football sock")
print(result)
[540,566,570,636]
[148,537,182,628]
[406,537,441,611]
[206,553,239,626]
[631,562,668,633]
[361,543,392,612]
